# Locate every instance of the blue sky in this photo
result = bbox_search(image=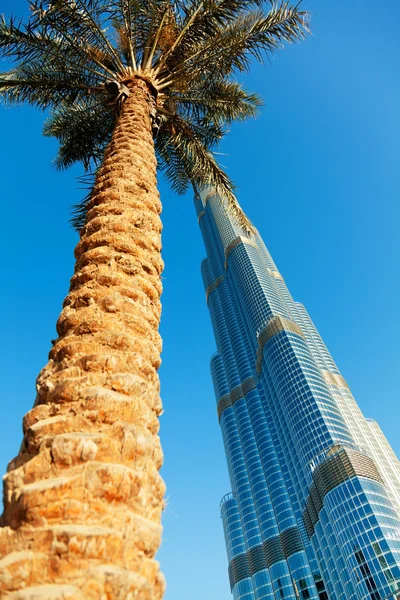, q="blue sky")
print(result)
[0,1,400,598]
